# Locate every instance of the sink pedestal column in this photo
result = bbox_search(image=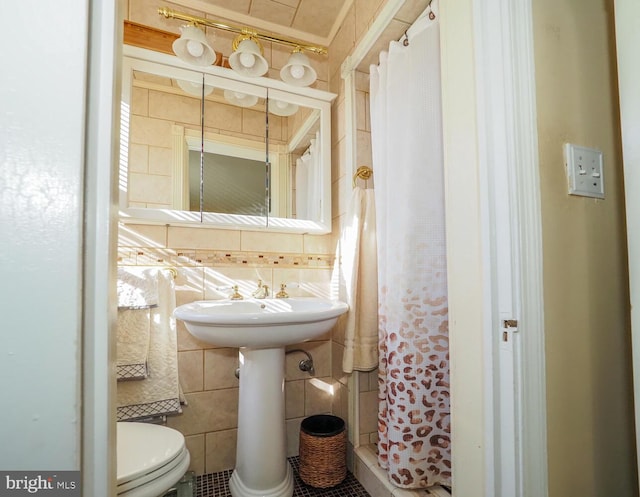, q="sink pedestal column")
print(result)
[229,347,294,497]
